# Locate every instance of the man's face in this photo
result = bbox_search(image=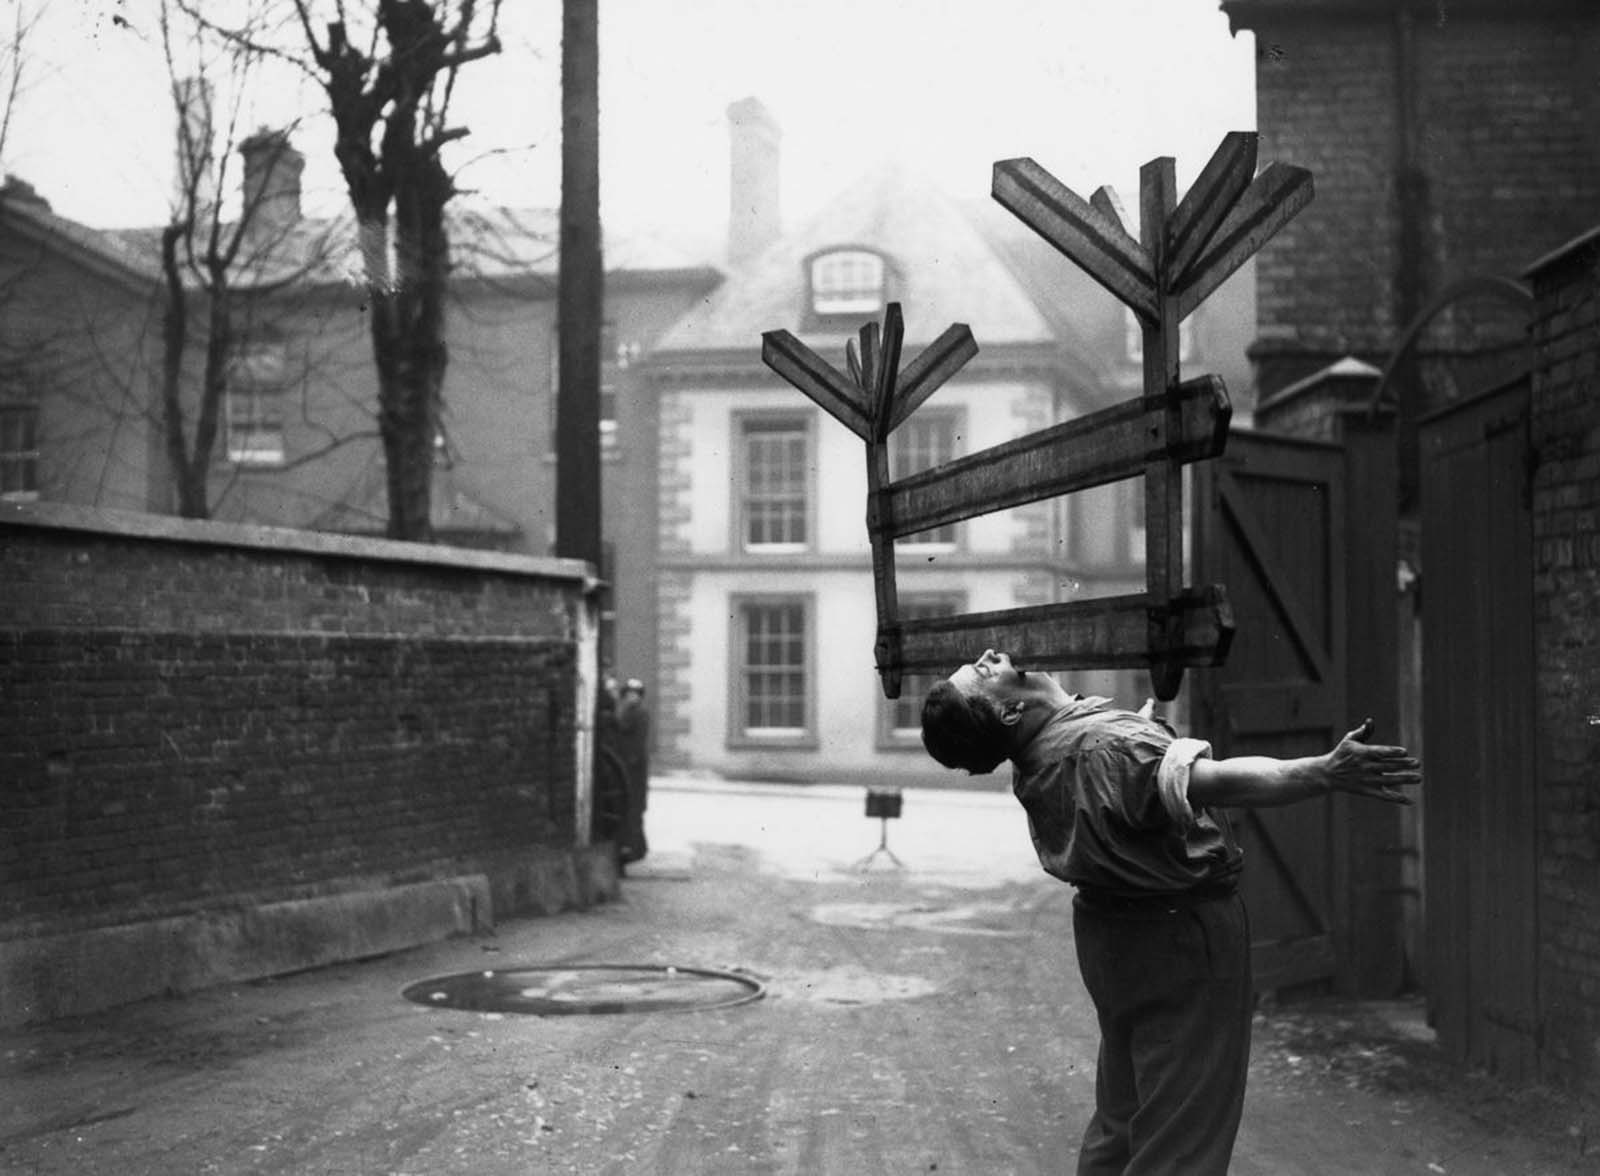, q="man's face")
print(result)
[946,649,1029,708]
